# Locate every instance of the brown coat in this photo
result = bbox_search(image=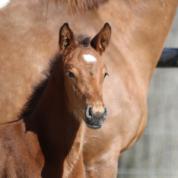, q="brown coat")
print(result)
[0,0,178,177]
